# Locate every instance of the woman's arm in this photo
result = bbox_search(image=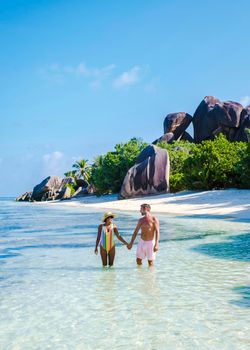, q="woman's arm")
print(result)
[95,224,102,254]
[114,226,128,246]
